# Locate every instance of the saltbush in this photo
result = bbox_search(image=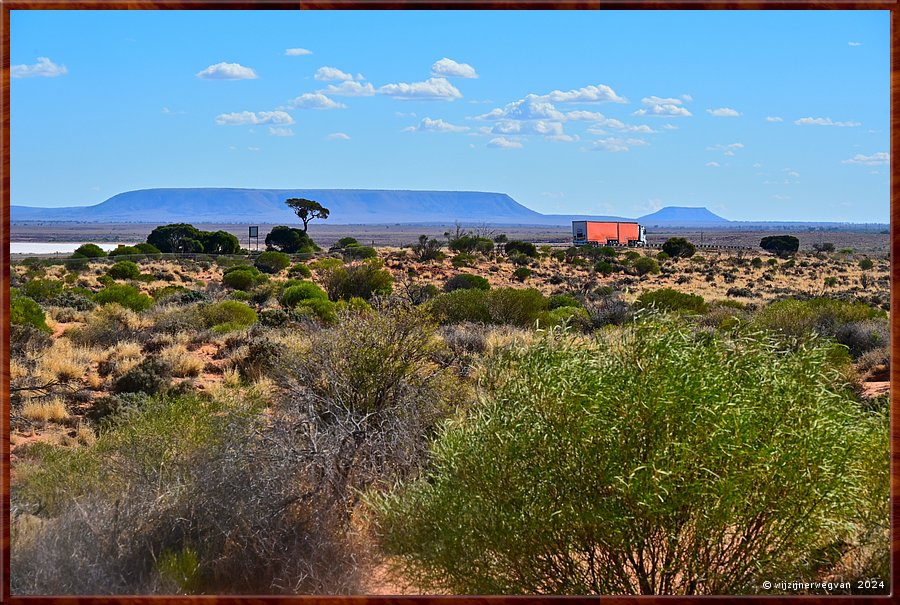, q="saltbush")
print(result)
[444,274,490,292]
[10,289,51,332]
[635,288,708,314]
[281,282,329,307]
[50,291,96,311]
[72,243,107,259]
[504,240,538,257]
[254,251,291,274]
[288,263,312,278]
[512,267,532,282]
[23,278,64,302]
[107,261,142,280]
[633,256,660,276]
[200,301,258,332]
[93,284,153,312]
[113,357,173,395]
[320,259,393,301]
